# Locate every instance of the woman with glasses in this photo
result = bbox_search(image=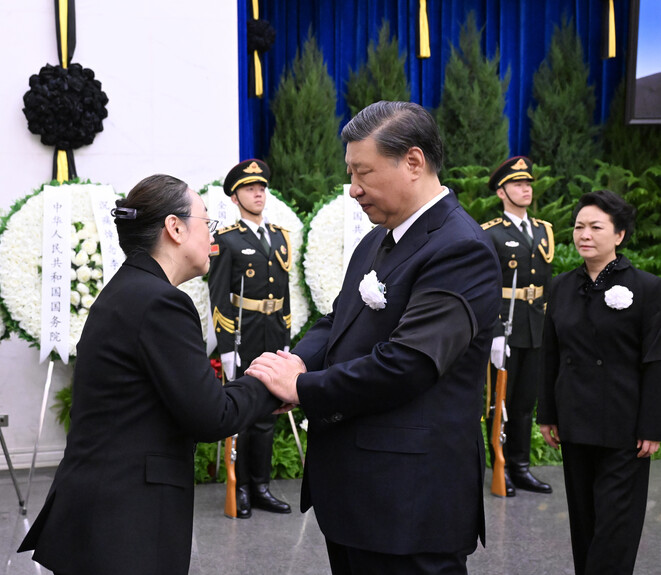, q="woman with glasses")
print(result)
[538,190,661,575]
[19,174,280,575]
